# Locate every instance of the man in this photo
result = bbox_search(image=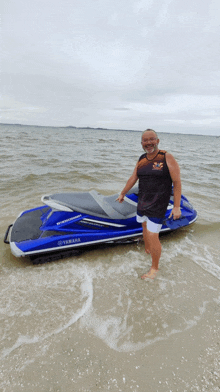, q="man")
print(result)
[117,129,181,279]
